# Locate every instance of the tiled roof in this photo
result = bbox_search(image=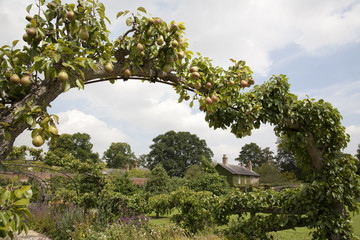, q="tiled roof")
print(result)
[217,163,260,177]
